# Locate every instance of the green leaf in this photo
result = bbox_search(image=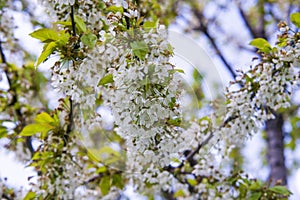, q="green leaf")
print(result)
[36,41,57,67]
[170,69,185,74]
[0,126,7,139]
[56,31,70,47]
[74,15,87,33]
[249,180,262,190]
[248,192,262,200]
[249,38,272,53]
[112,174,124,189]
[96,166,107,173]
[98,74,114,86]
[29,28,59,43]
[100,175,111,195]
[187,178,197,186]
[130,41,149,60]
[81,33,97,48]
[106,5,124,14]
[167,117,181,126]
[20,123,53,137]
[54,21,72,26]
[269,186,292,196]
[23,191,36,200]
[290,12,300,28]
[35,112,55,124]
[173,189,185,198]
[143,20,158,29]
